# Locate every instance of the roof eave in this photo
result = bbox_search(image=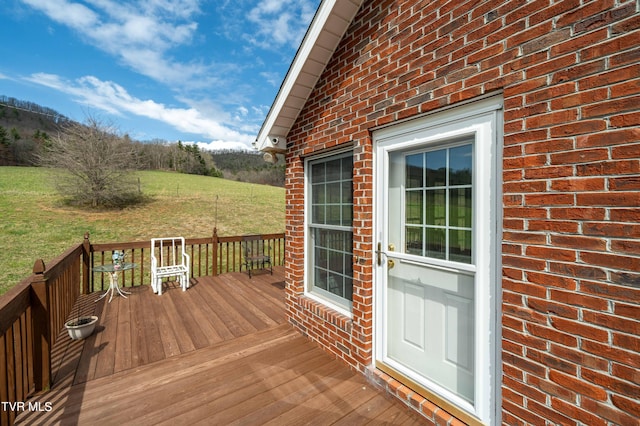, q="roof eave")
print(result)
[255,0,364,154]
